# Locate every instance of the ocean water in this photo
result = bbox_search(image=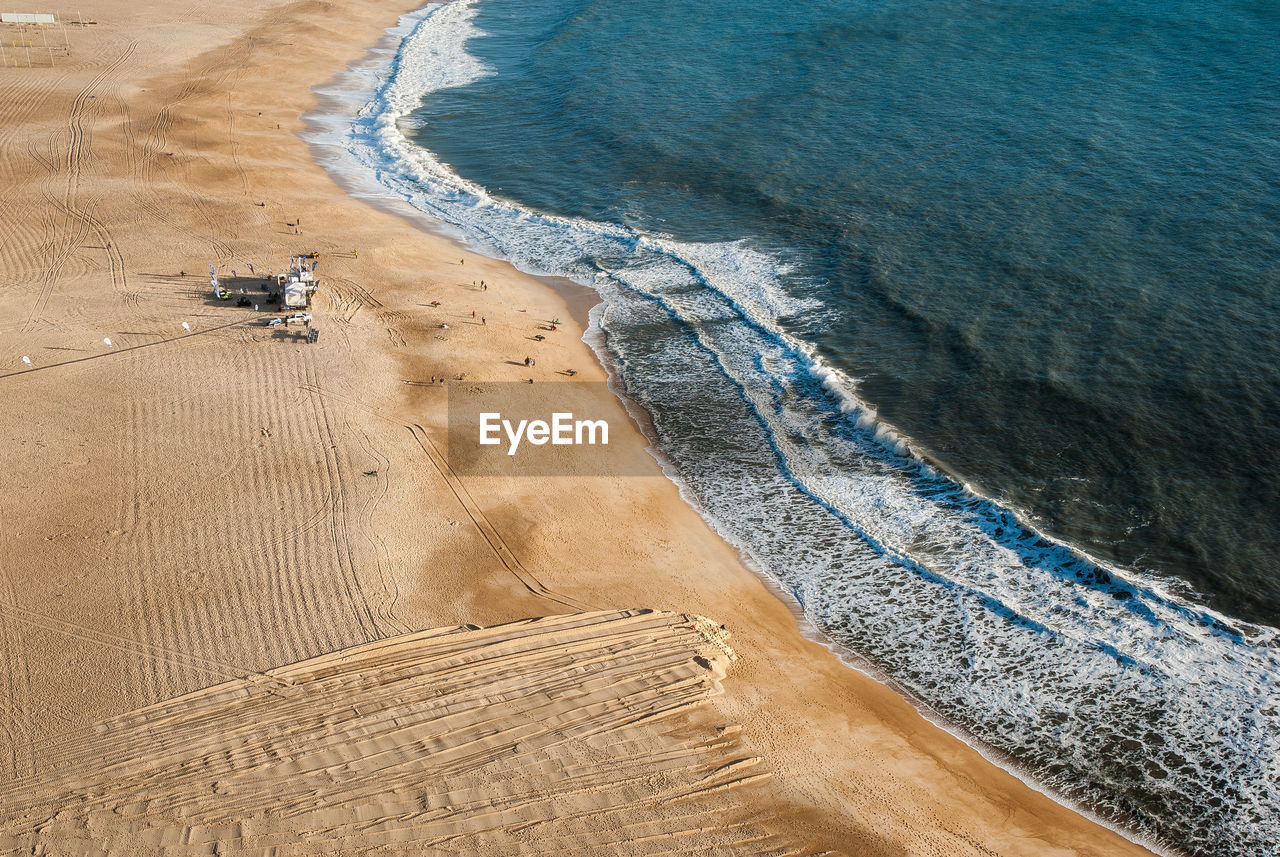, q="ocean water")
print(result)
[305,1,1280,855]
